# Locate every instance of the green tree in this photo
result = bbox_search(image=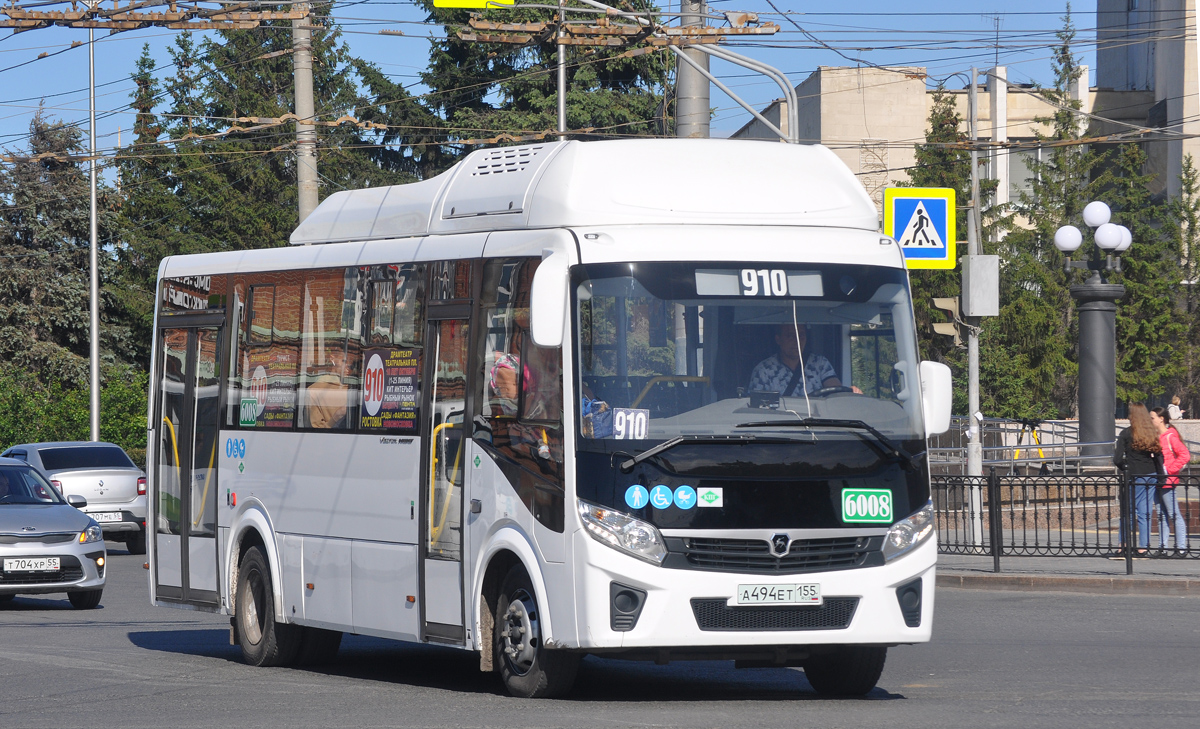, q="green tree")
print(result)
[416,0,672,154]
[990,7,1108,418]
[901,87,1004,414]
[1107,143,1183,402]
[1167,154,1200,413]
[0,109,122,386]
